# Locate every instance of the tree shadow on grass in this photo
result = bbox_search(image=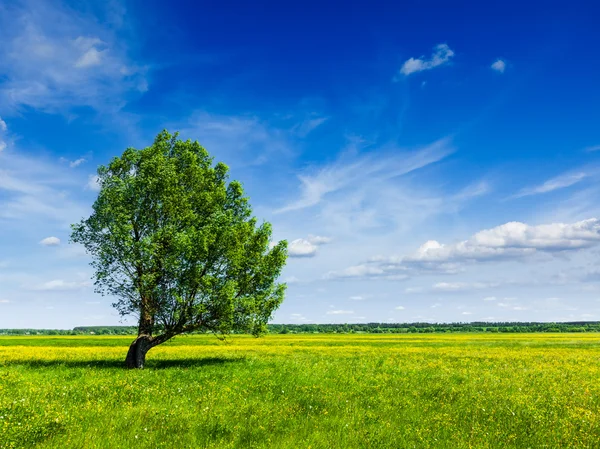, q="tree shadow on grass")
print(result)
[2,357,245,370]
